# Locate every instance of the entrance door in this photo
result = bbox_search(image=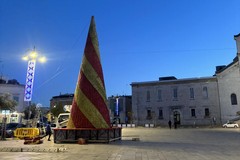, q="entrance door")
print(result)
[173,111,181,125]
